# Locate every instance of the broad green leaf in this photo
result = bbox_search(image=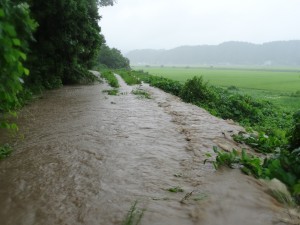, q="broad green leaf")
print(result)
[3,24,16,36]
[24,68,30,75]
[0,9,4,17]
[12,38,21,46]
[19,52,27,60]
